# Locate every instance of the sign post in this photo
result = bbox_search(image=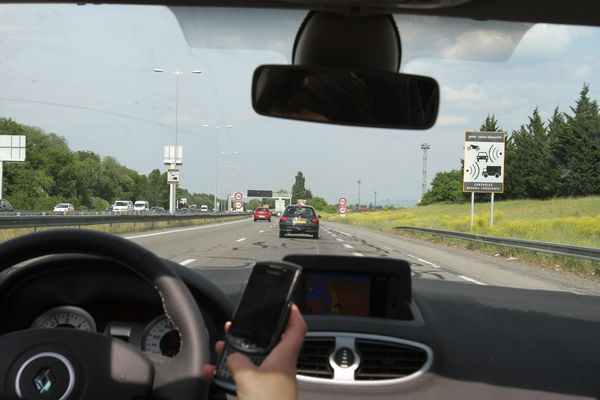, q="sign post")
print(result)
[338,197,347,217]
[0,135,26,198]
[164,145,183,214]
[462,131,506,227]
